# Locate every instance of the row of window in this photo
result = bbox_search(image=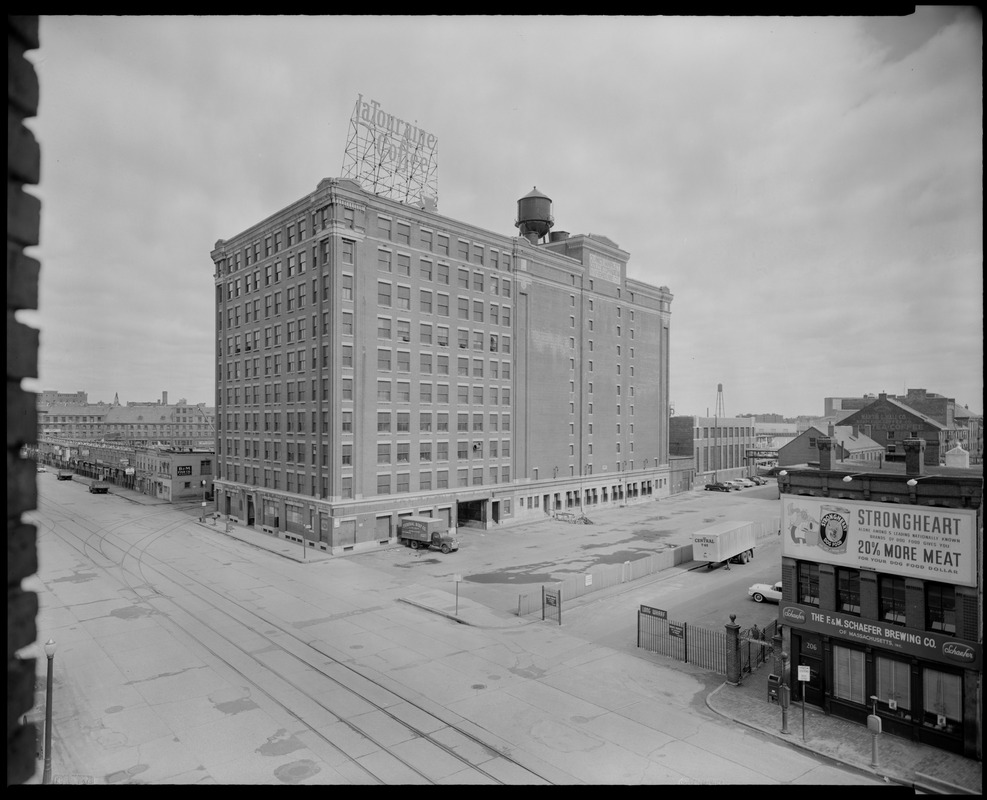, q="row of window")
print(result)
[368,440,512,464]
[795,562,955,634]
[219,410,513,436]
[376,216,511,272]
[217,463,512,498]
[375,282,513,325]
[374,319,513,354]
[221,438,512,464]
[377,252,514,294]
